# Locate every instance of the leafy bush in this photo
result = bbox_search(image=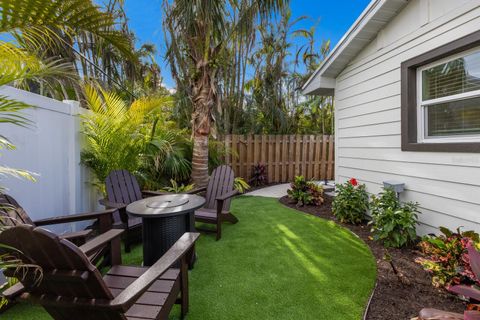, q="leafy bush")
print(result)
[287,176,324,207]
[332,178,368,224]
[416,227,479,288]
[369,188,419,248]
[234,177,250,193]
[250,163,267,186]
